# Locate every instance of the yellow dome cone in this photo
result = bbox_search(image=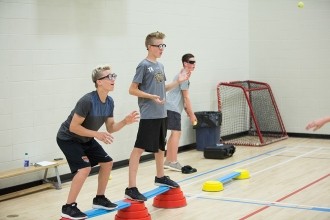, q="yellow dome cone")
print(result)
[234,169,250,180]
[202,181,224,192]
